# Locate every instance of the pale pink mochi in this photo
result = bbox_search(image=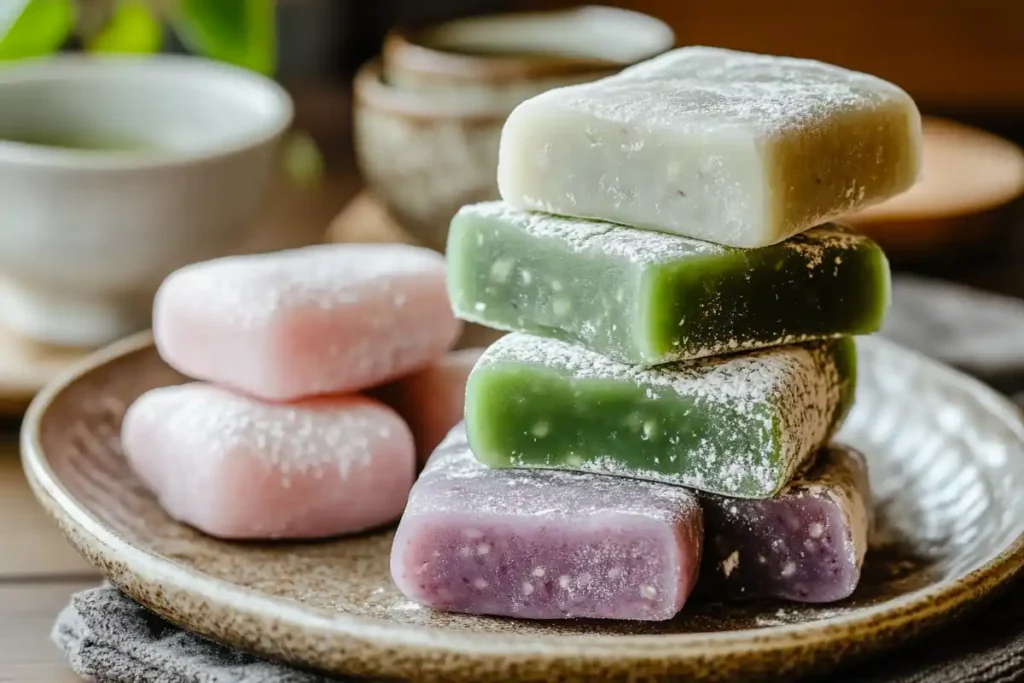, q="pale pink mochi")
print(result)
[371,347,485,463]
[121,383,415,540]
[153,244,461,401]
